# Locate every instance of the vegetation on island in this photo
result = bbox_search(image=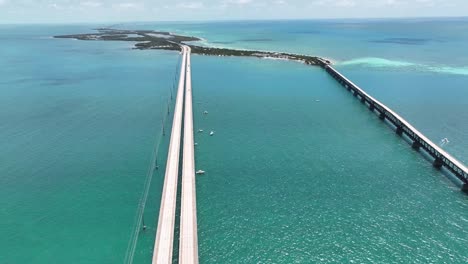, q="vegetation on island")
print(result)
[55,28,328,66]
